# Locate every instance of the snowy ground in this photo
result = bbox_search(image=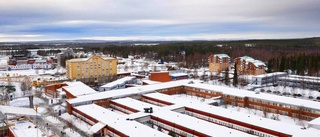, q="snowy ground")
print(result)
[60,113,93,135]
[64,128,82,137]
[45,116,61,124]
[10,97,44,107]
[36,107,48,114]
